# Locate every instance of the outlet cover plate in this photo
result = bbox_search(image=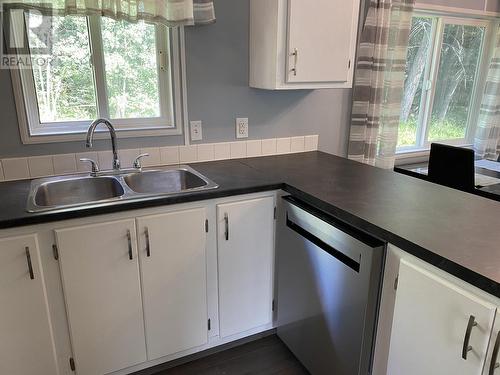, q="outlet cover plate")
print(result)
[190,120,203,141]
[236,118,248,139]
